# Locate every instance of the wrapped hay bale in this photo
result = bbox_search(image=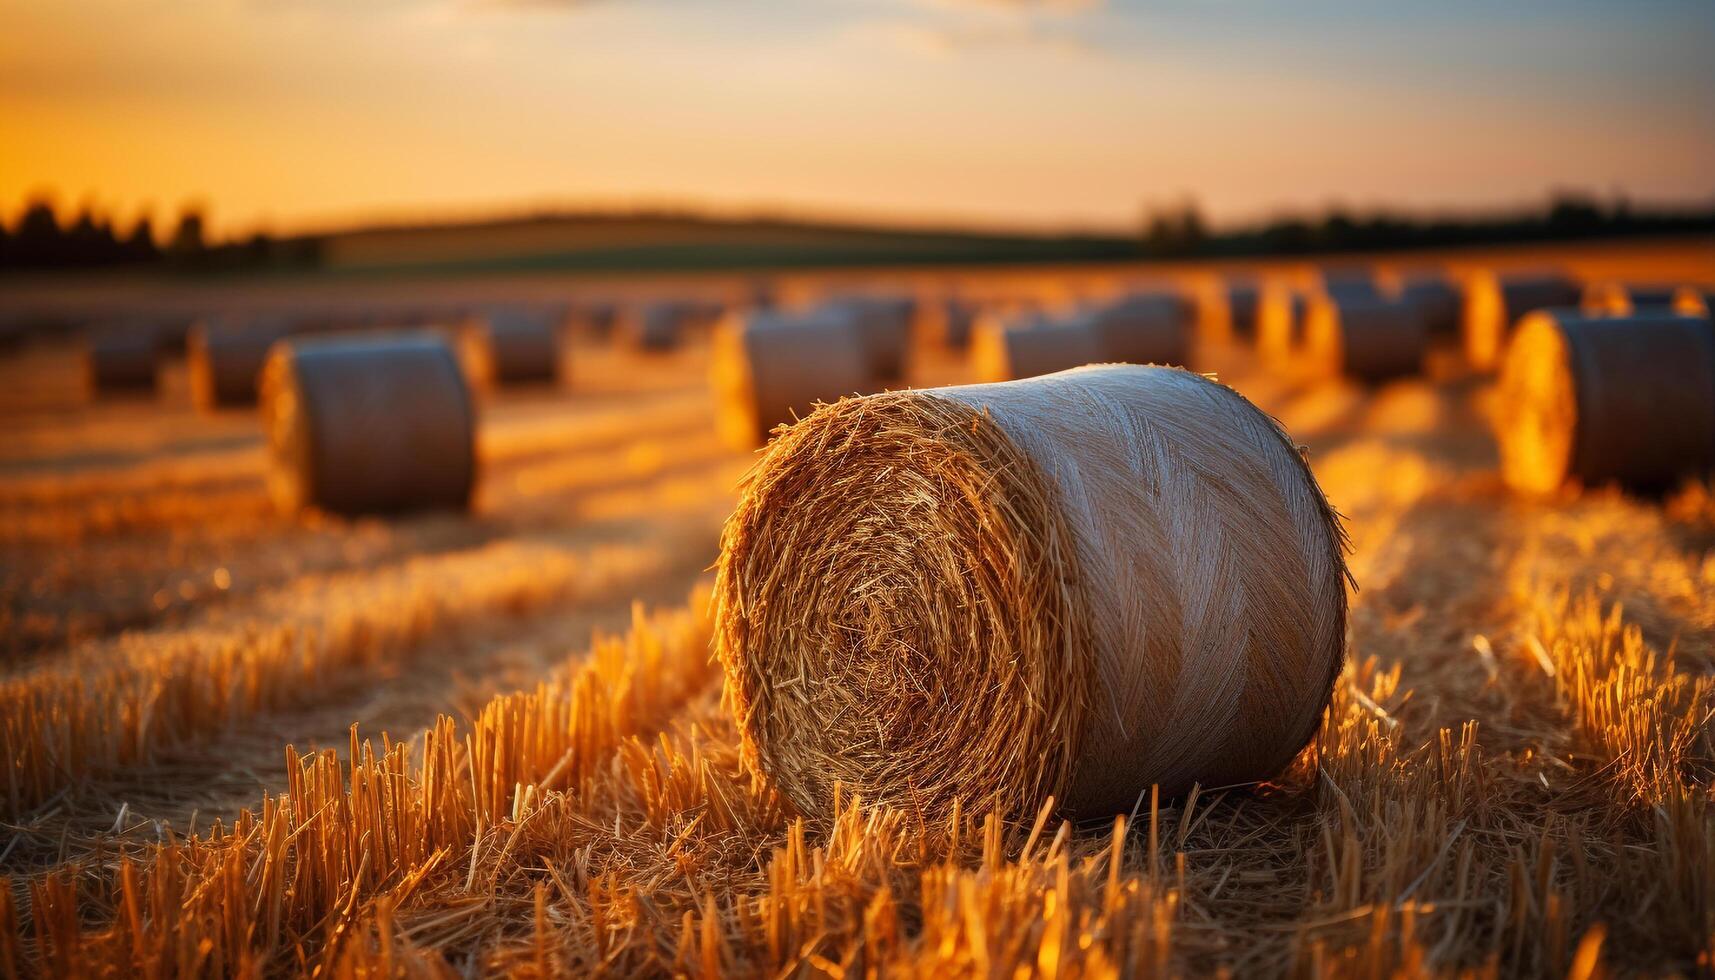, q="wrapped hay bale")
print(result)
[459,308,563,389]
[188,316,297,411]
[1395,274,1462,339]
[84,322,159,396]
[1496,311,1715,494]
[970,312,1104,382]
[715,363,1348,820]
[710,309,869,449]
[1087,292,1191,367]
[260,334,475,515]
[622,302,690,353]
[1304,295,1428,383]
[1582,282,1682,316]
[1256,284,1308,363]
[824,296,915,383]
[1462,270,1581,371]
